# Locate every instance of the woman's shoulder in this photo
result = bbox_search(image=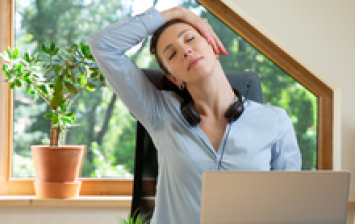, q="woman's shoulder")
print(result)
[159,89,184,112]
[245,100,290,120]
[243,100,293,135]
